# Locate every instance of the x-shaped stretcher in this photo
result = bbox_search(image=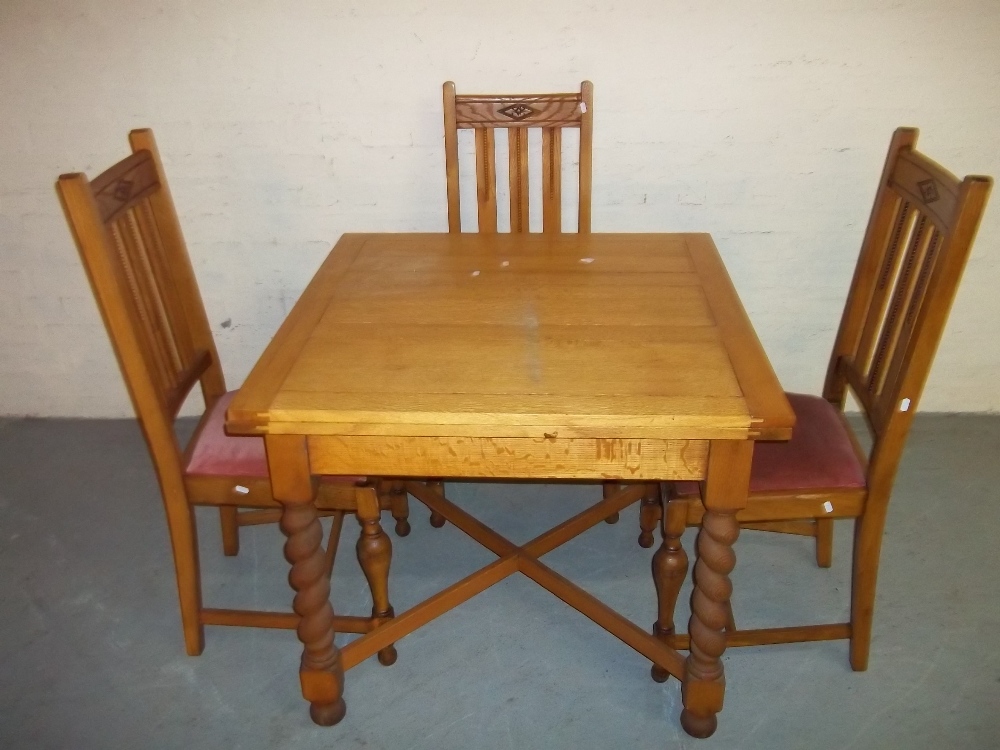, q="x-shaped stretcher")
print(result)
[336,482,686,680]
